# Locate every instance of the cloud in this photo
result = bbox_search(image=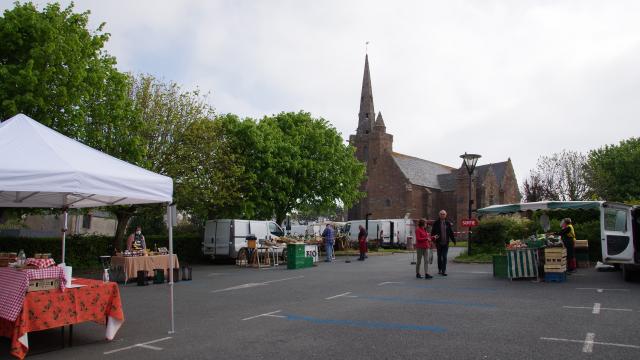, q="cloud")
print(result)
[2,0,640,186]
